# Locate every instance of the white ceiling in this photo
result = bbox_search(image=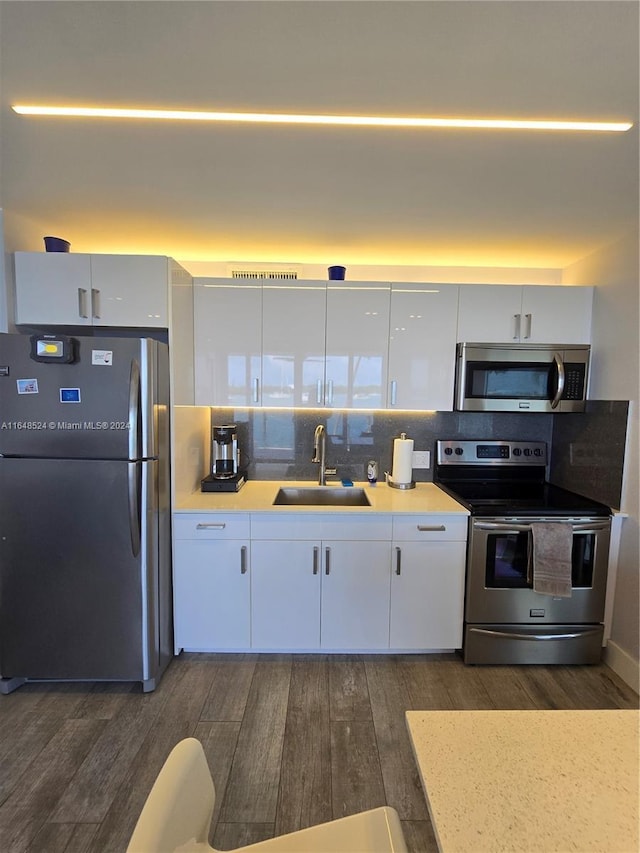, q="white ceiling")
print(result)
[0,0,638,270]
